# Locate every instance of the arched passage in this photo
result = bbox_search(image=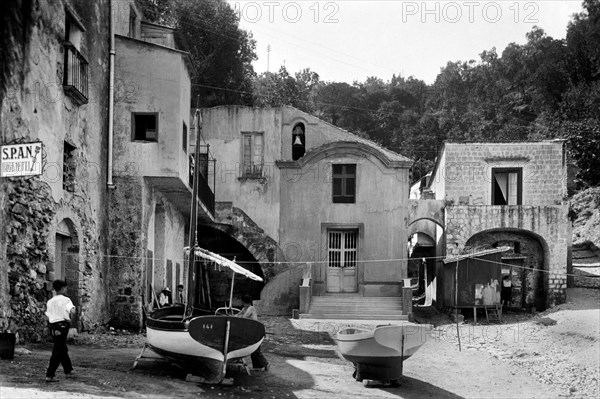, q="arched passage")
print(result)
[407,217,445,306]
[465,228,550,311]
[197,225,266,305]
